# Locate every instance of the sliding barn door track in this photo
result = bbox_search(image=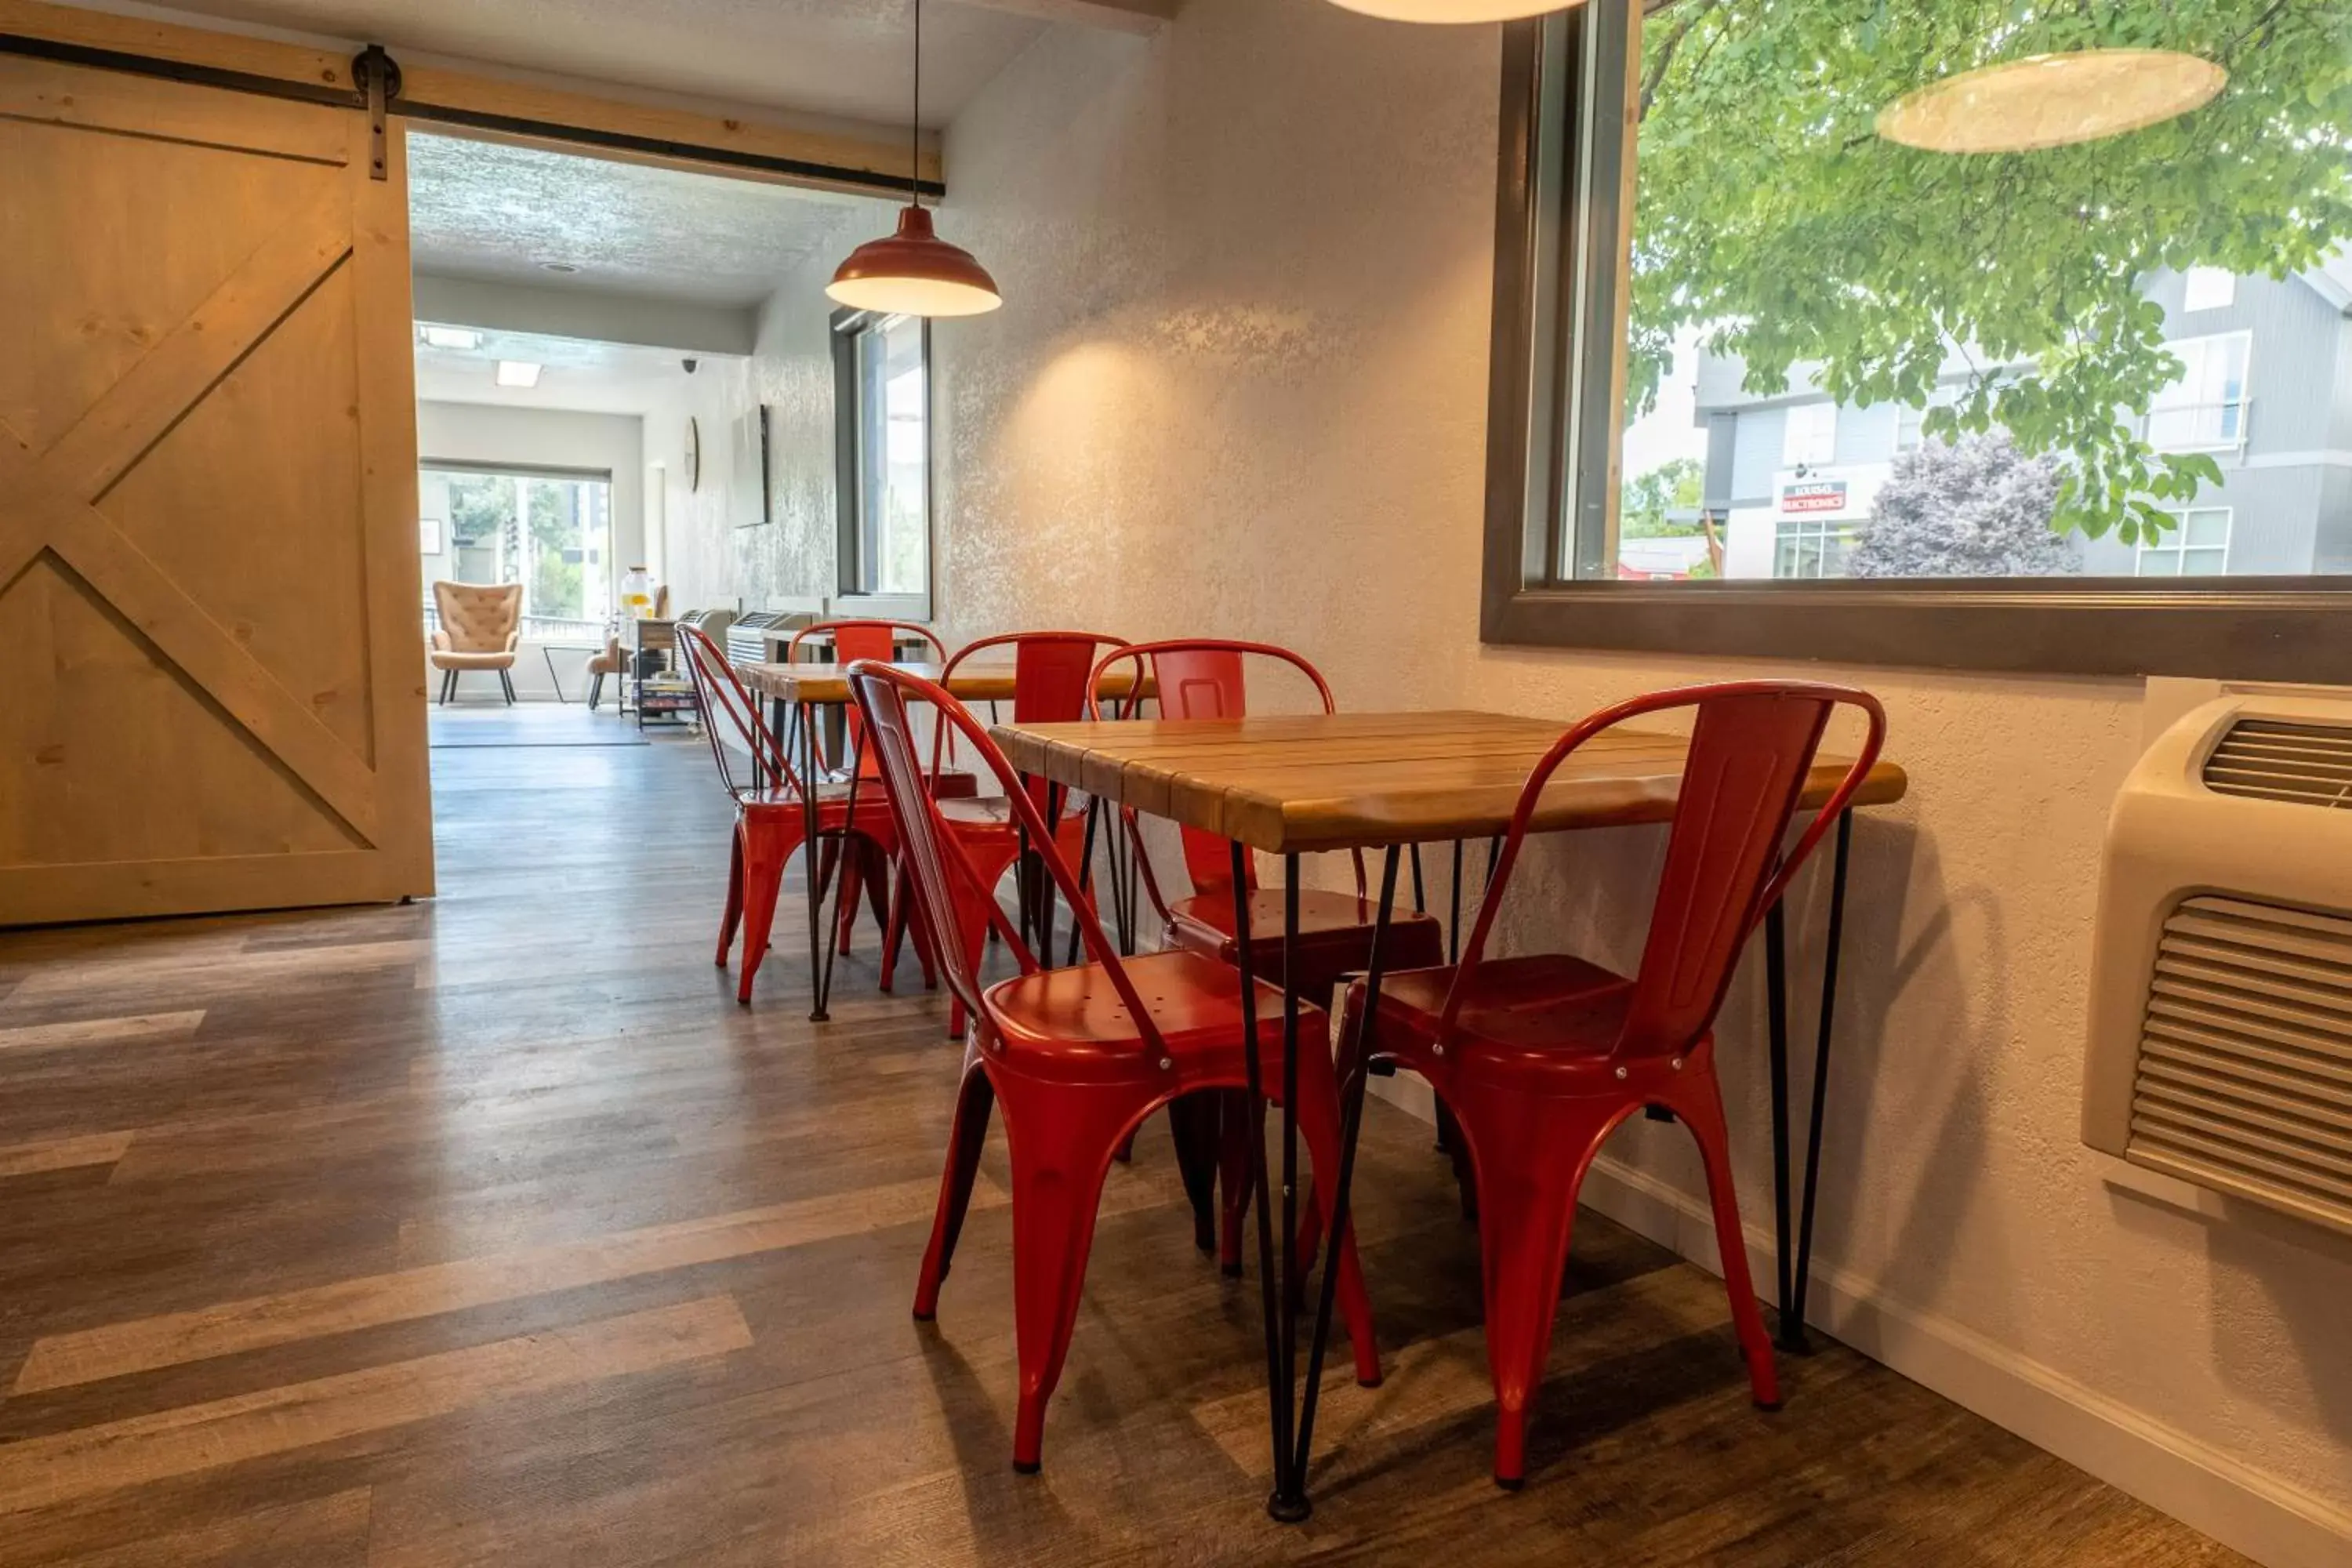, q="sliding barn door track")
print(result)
[0,32,942,198]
